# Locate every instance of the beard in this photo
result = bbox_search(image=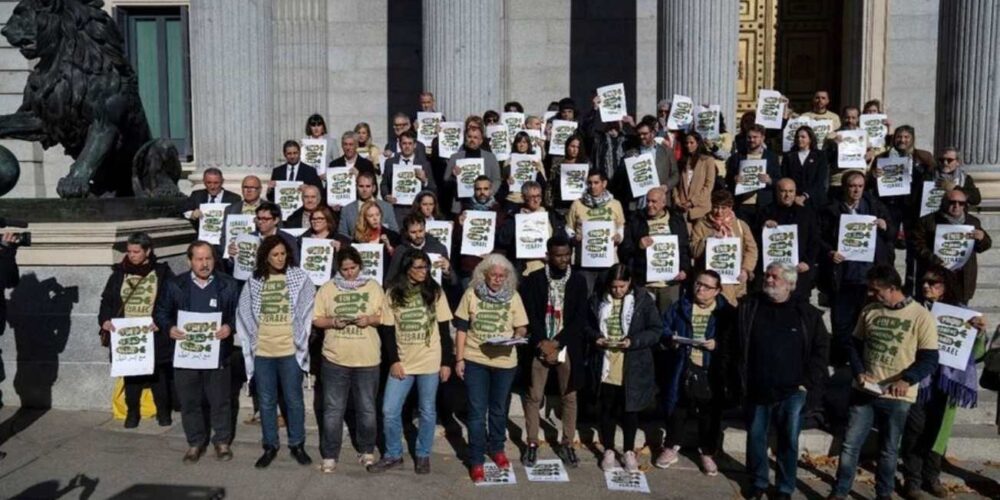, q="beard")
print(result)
[763,282,791,302]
